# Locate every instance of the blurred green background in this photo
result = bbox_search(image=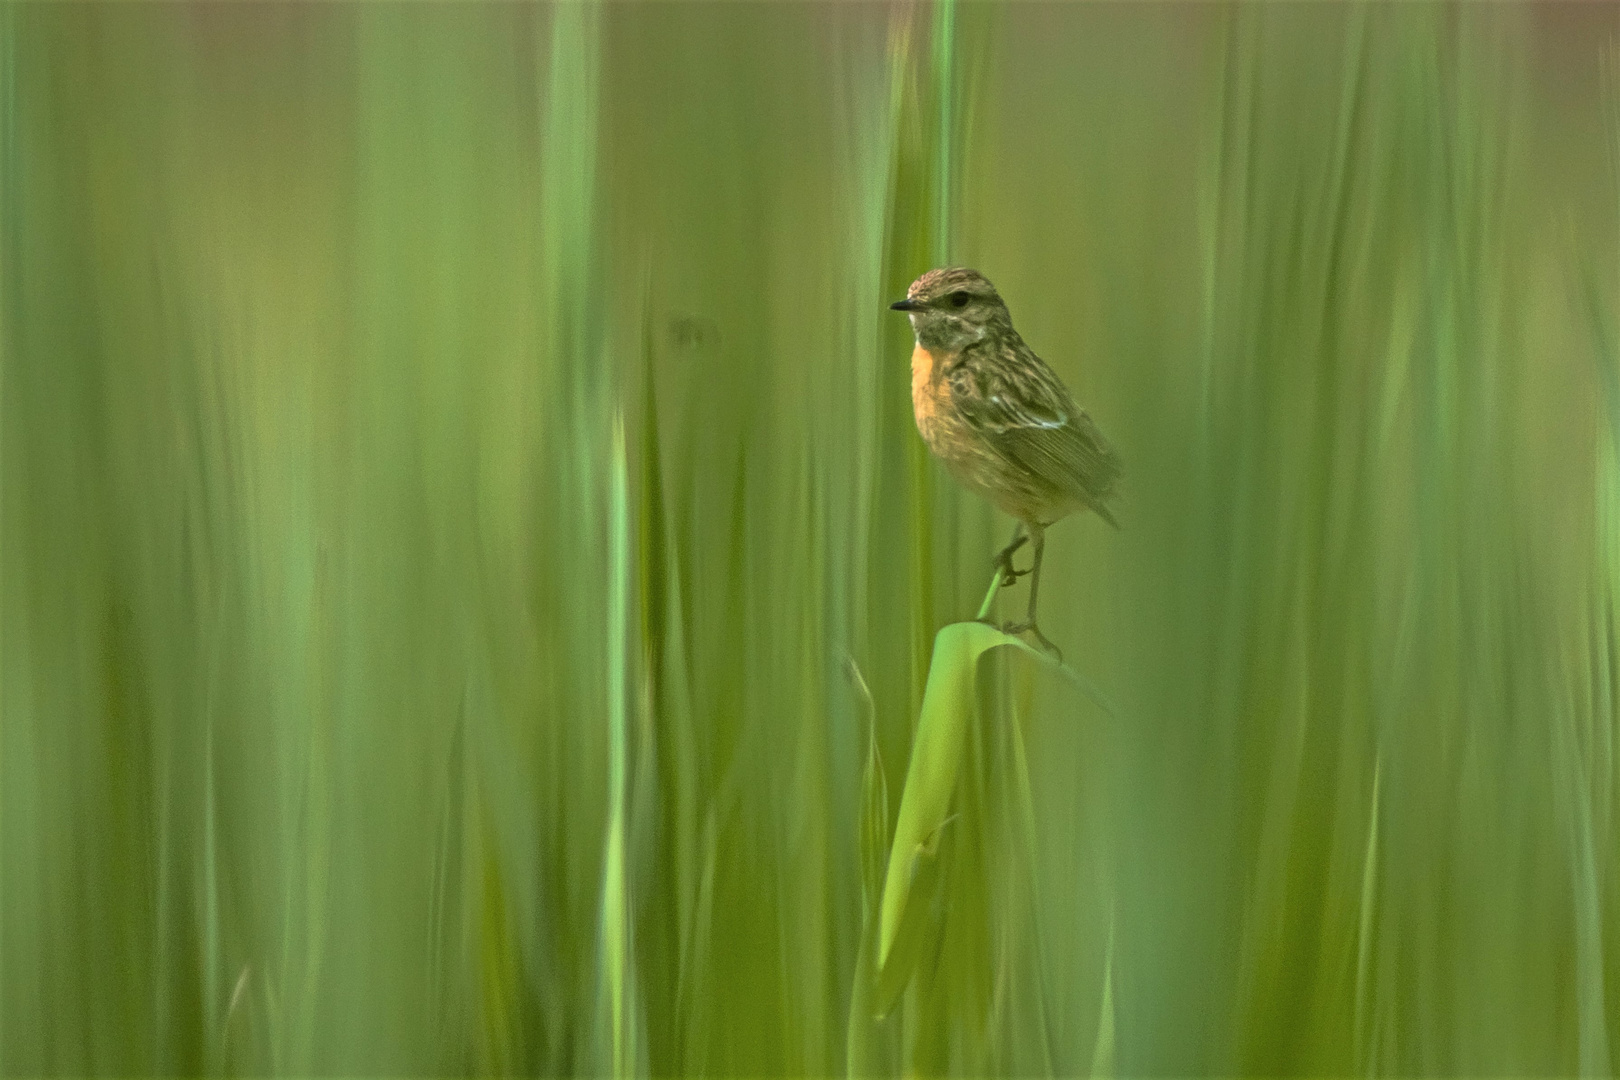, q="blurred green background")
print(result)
[5,1,1620,1075]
